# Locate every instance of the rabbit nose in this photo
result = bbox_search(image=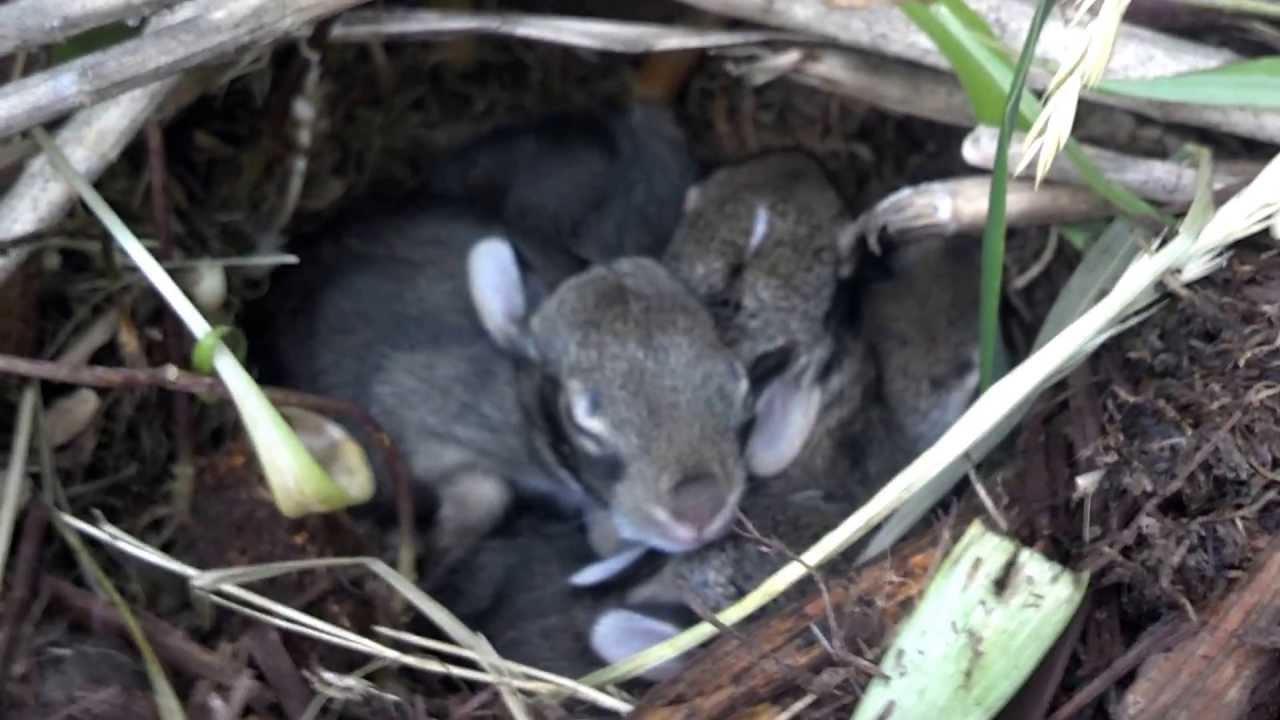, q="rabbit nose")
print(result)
[670,474,730,536]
